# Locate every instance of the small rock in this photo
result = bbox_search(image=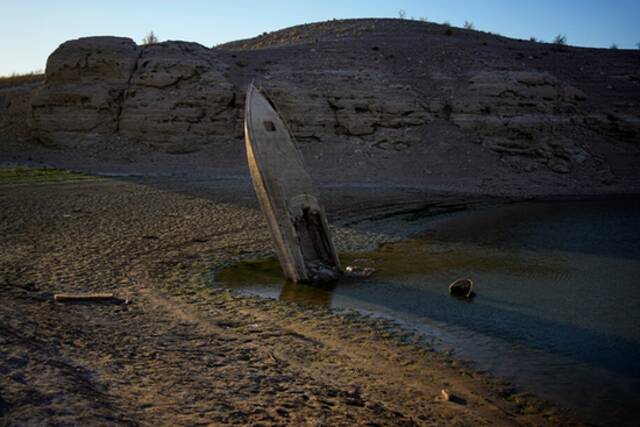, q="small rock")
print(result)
[449,278,475,298]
